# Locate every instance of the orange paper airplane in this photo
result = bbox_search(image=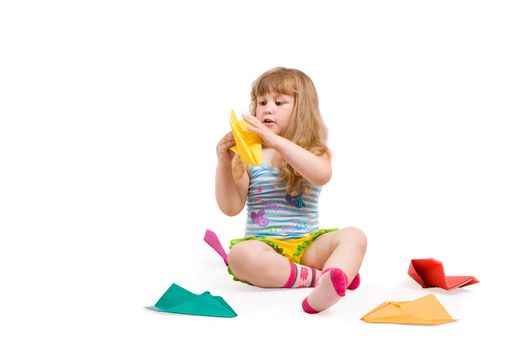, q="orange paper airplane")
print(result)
[408,258,479,290]
[361,294,455,325]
